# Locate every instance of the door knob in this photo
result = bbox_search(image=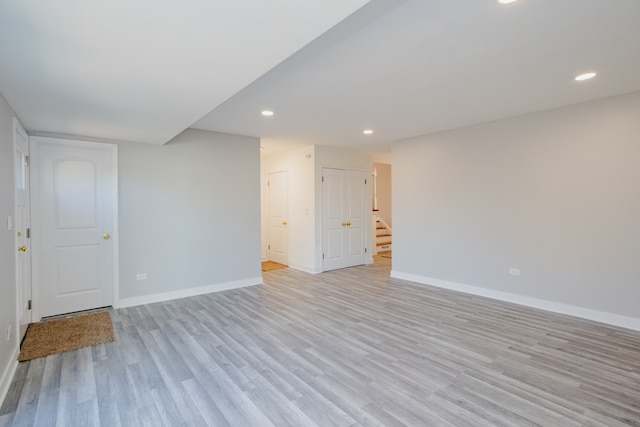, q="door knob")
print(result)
[282,221,287,225]
[18,246,27,252]
[103,233,111,240]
